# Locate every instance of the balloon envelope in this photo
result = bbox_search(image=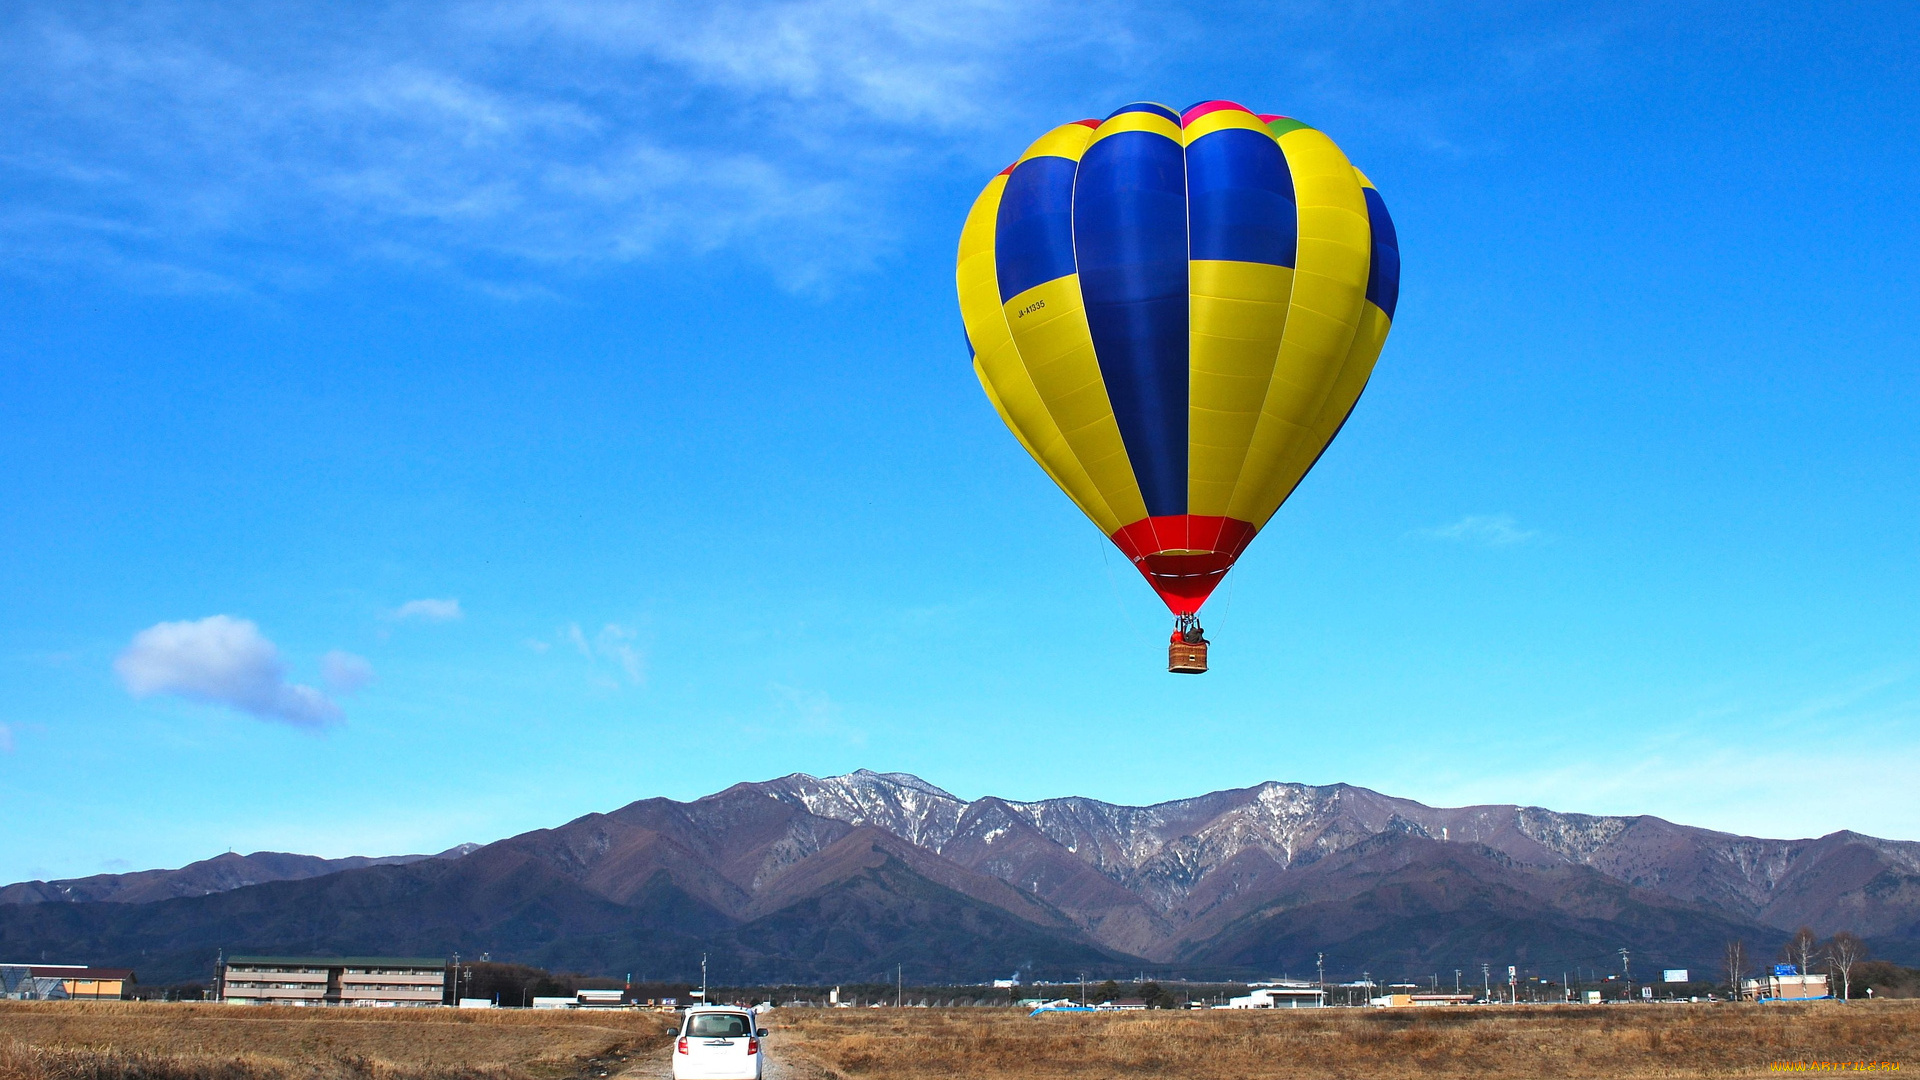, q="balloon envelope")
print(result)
[957,100,1399,615]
